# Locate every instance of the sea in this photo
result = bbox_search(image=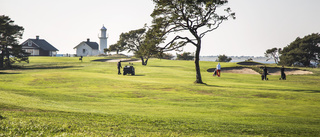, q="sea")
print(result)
[200,56,275,64]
